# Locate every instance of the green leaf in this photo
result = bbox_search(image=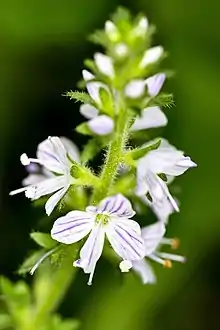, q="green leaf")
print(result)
[18,250,45,275]
[126,139,161,161]
[65,90,92,104]
[0,314,12,330]
[30,232,57,249]
[75,122,93,136]
[89,30,109,47]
